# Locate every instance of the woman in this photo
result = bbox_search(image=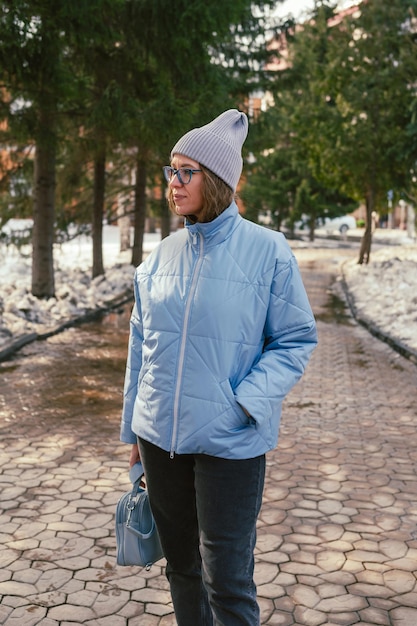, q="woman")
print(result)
[120,109,317,625]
